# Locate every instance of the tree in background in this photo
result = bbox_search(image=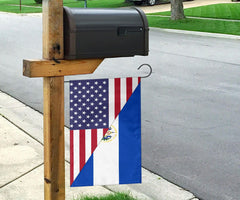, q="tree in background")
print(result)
[170,0,185,20]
